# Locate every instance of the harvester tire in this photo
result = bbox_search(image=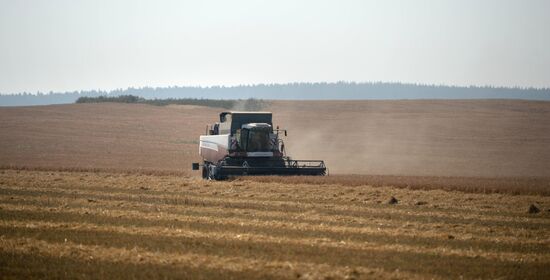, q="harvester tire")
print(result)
[201,163,208,179]
[207,164,217,180]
